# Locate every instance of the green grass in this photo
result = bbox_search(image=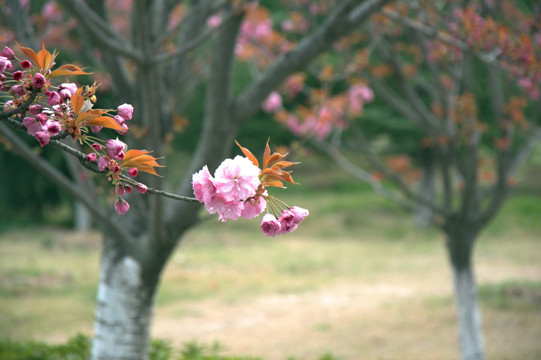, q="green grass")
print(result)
[0,155,540,359]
